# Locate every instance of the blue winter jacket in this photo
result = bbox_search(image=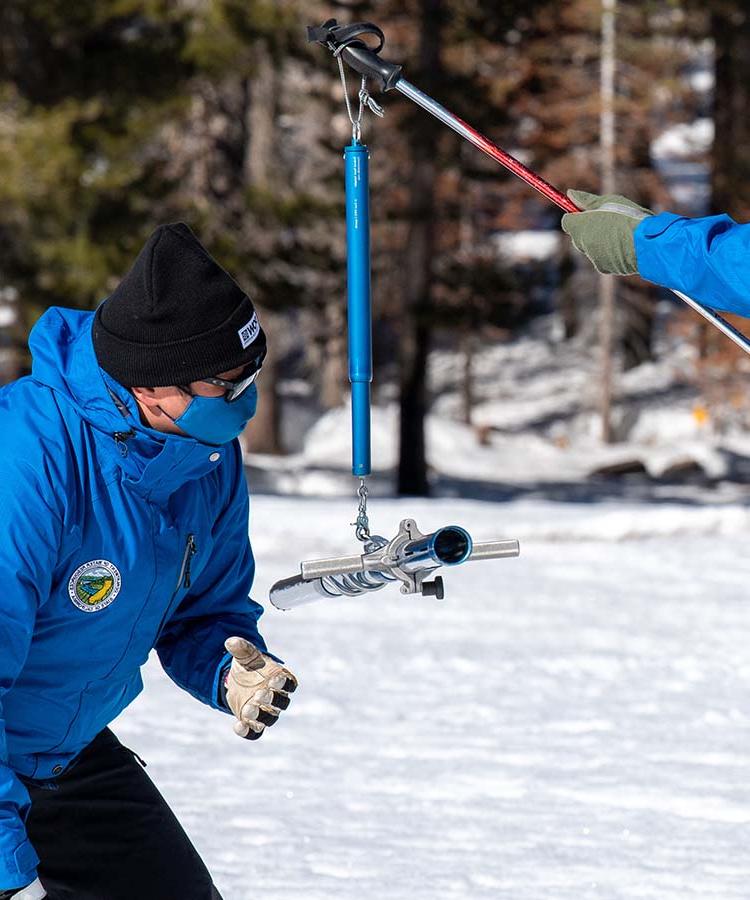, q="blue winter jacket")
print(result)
[636,211,750,317]
[0,306,270,889]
